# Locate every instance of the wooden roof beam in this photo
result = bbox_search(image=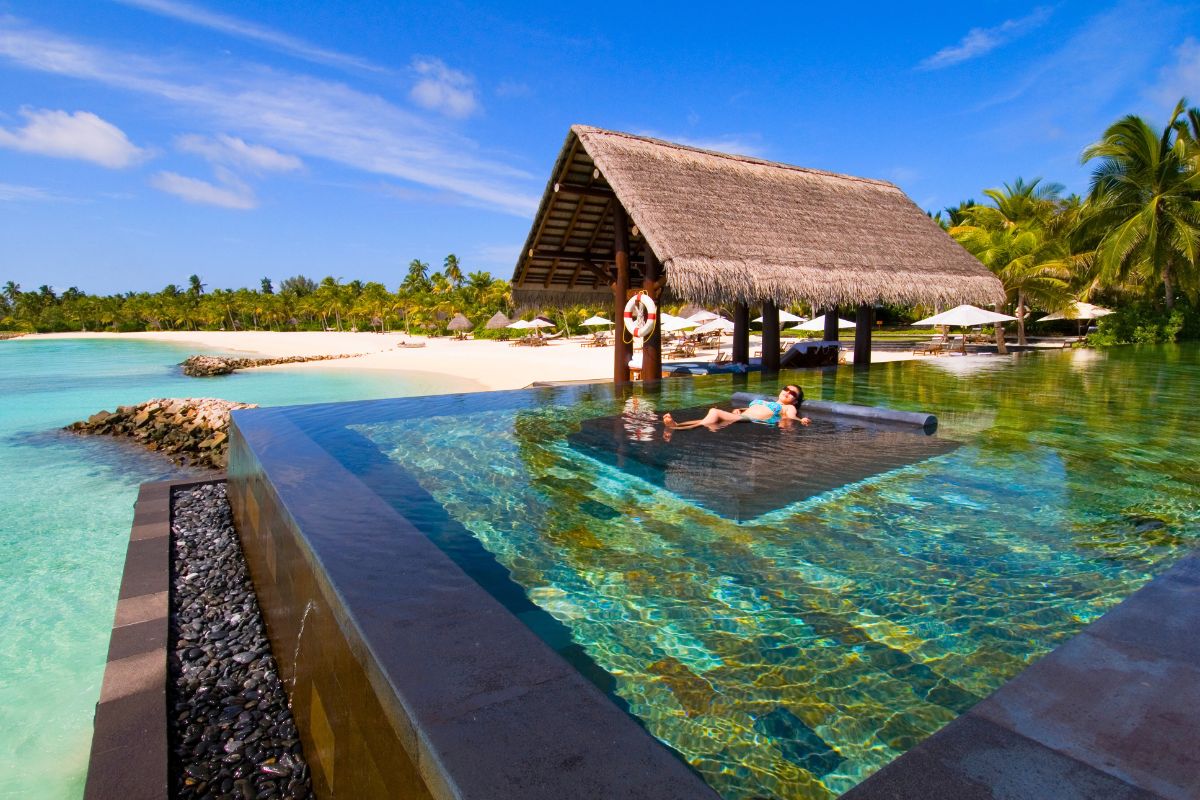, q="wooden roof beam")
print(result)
[554,182,614,199]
